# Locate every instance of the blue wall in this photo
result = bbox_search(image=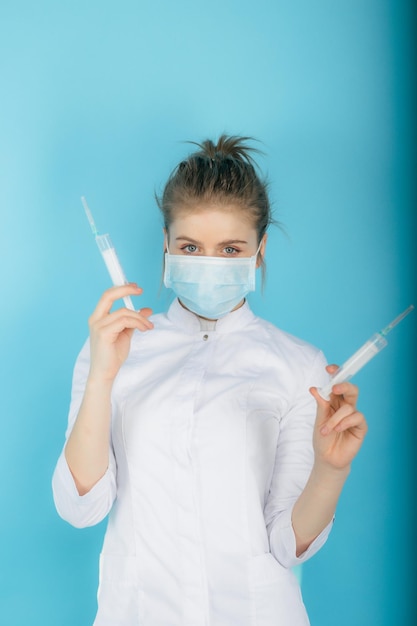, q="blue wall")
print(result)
[0,1,415,624]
